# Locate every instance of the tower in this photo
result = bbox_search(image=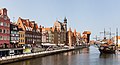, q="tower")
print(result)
[63,17,67,45]
[64,17,67,31]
